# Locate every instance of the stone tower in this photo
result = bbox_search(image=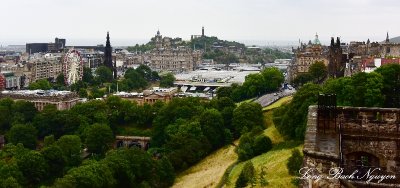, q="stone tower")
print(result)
[155,30,163,49]
[386,32,390,43]
[104,32,116,79]
[328,37,344,78]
